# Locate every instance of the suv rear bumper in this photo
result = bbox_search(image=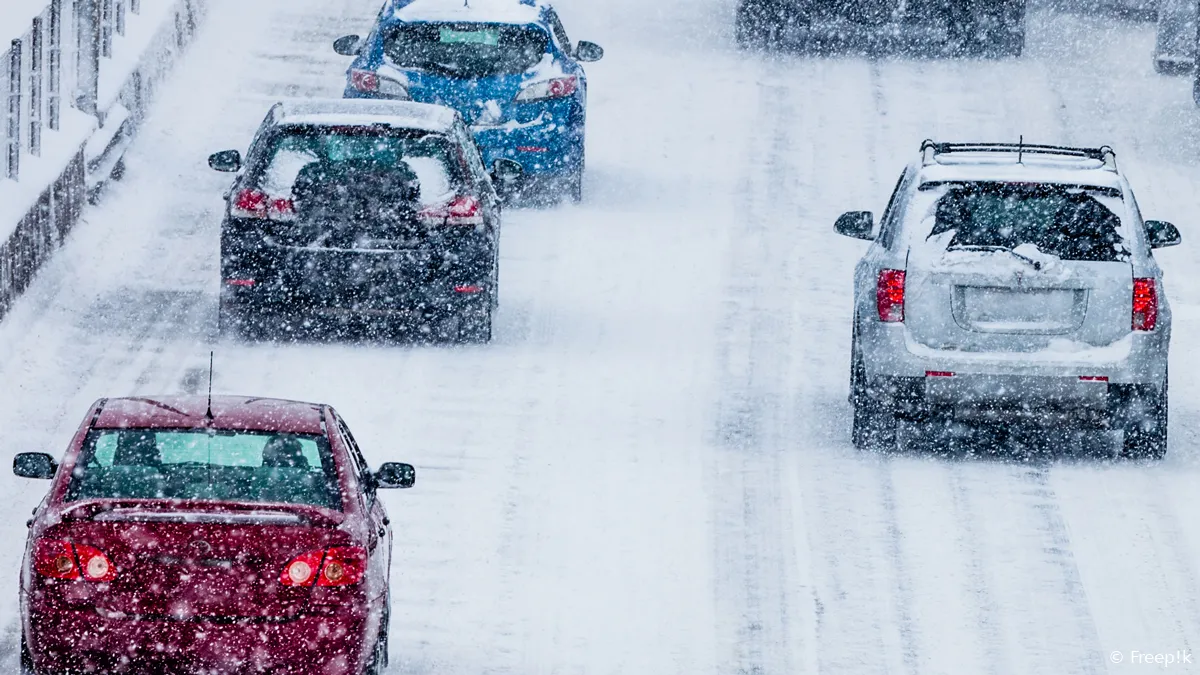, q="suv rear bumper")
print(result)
[858,322,1169,424]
